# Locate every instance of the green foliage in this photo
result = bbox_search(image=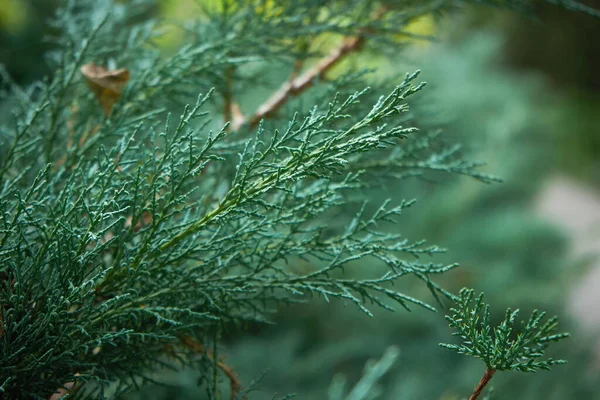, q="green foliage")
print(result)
[0,0,597,398]
[441,288,569,372]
